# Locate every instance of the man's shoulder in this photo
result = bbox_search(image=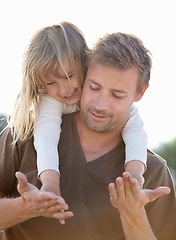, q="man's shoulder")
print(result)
[147,148,168,172]
[0,126,12,142]
[147,148,166,164]
[0,126,34,150]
